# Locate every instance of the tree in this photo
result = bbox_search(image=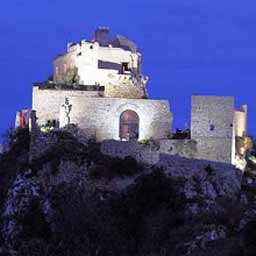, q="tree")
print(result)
[59,67,80,84]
